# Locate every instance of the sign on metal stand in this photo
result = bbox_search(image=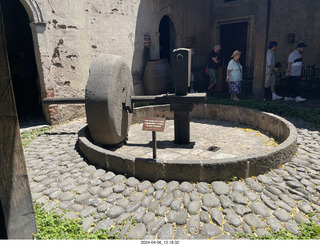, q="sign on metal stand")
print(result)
[142,118,166,159]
